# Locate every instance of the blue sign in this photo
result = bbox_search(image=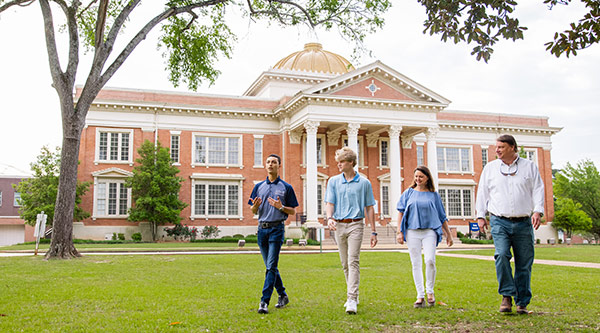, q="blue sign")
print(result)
[469,222,480,232]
